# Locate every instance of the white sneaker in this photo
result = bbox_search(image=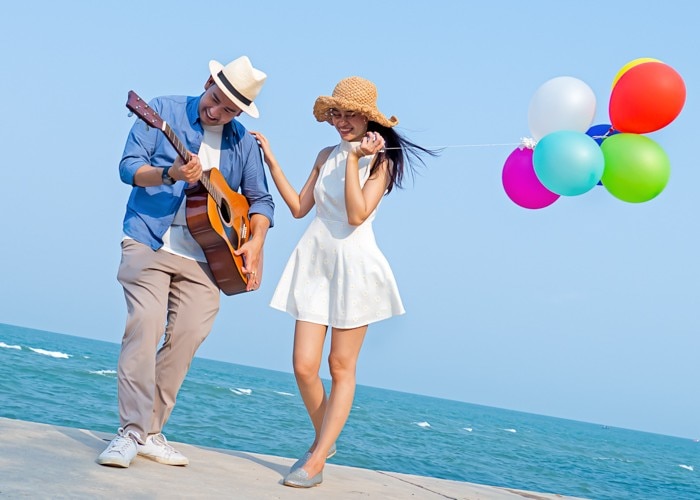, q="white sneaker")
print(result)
[96,428,139,468]
[137,433,189,466]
